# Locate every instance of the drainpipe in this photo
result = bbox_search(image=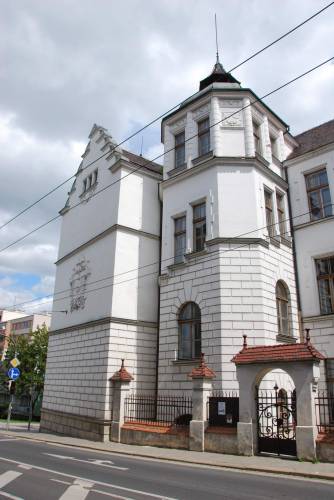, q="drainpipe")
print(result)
[285,165,304,341]
[154,182,163,407]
